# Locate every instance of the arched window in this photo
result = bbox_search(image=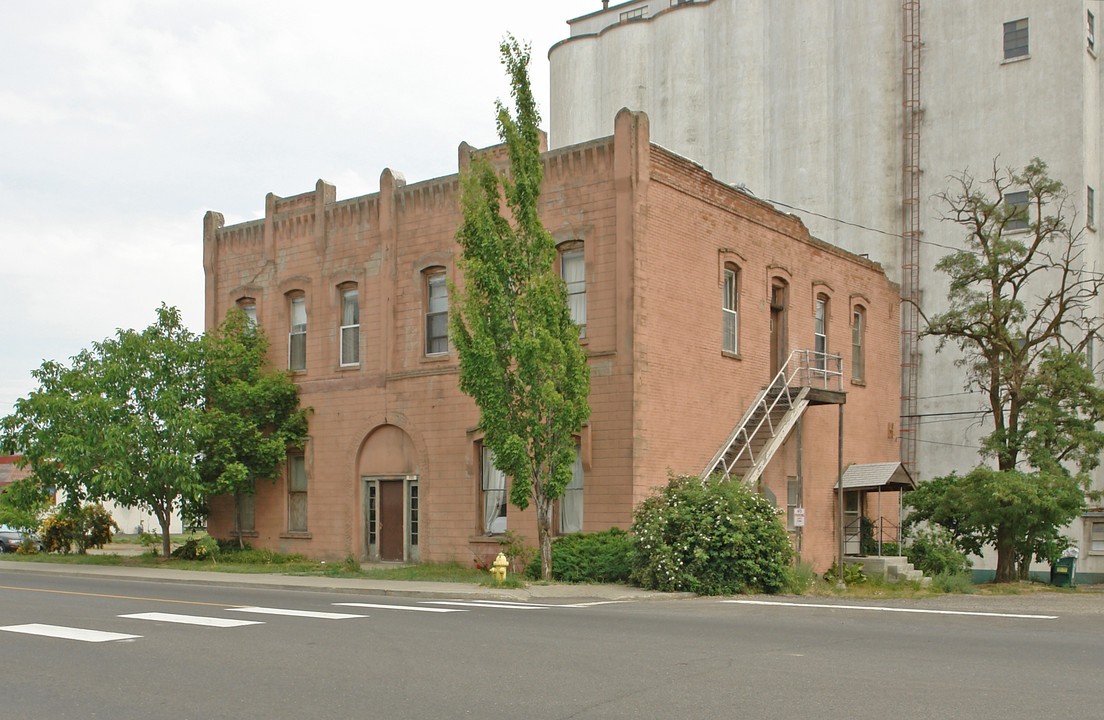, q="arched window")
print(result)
[236,297,257,326]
